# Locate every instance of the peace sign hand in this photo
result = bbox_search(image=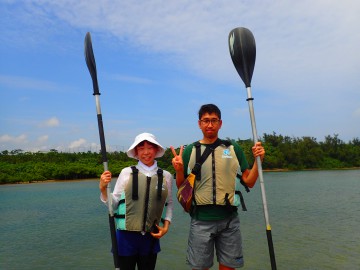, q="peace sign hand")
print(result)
[170,145,184,173]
